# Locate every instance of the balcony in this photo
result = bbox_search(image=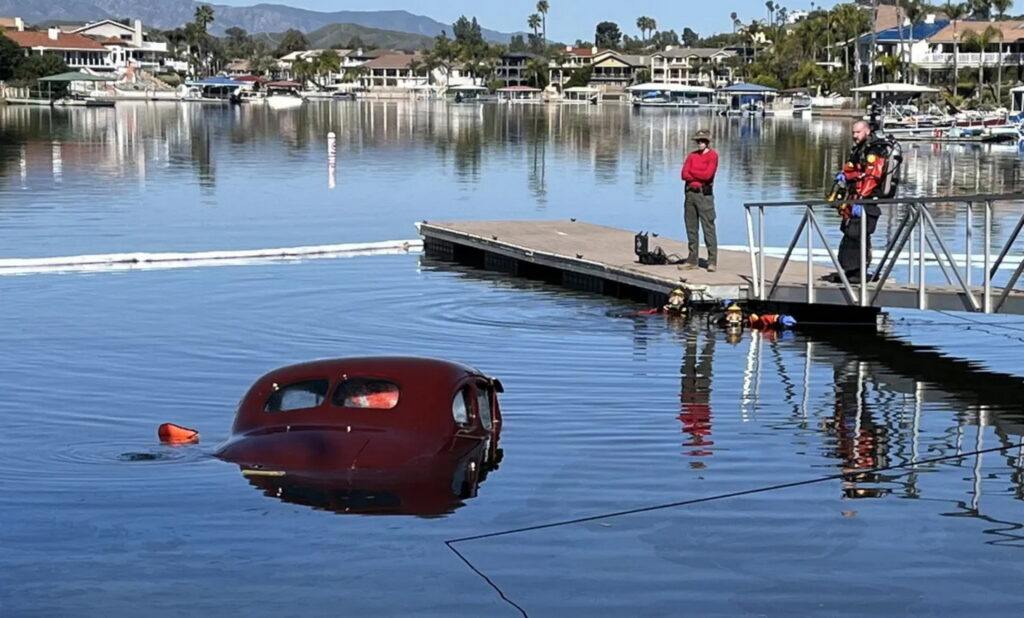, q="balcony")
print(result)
[916,52,1024,69]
